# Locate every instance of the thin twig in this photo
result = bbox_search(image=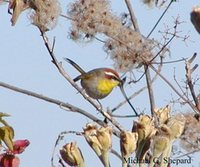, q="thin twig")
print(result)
[185,53,200,112]
[149,35,175,63]
[111,149,122,160]
[152,57,187,64]
[173,68,189,99]
[60,14,75,21]
[150,65,199,114]
[111,85,146,112]
[58,159,66,167]
[124,0,140,33]
[145,65,156,117]
[147,0,174,38]
[175,148,200,159]
[111,114,140,118]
